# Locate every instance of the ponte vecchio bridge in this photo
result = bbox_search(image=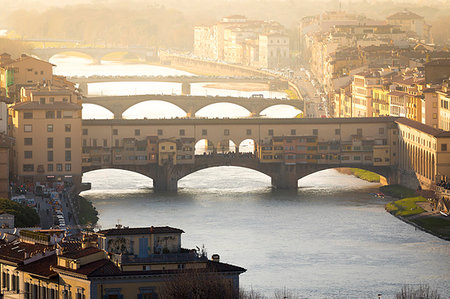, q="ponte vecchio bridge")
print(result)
[80,117,450,191]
